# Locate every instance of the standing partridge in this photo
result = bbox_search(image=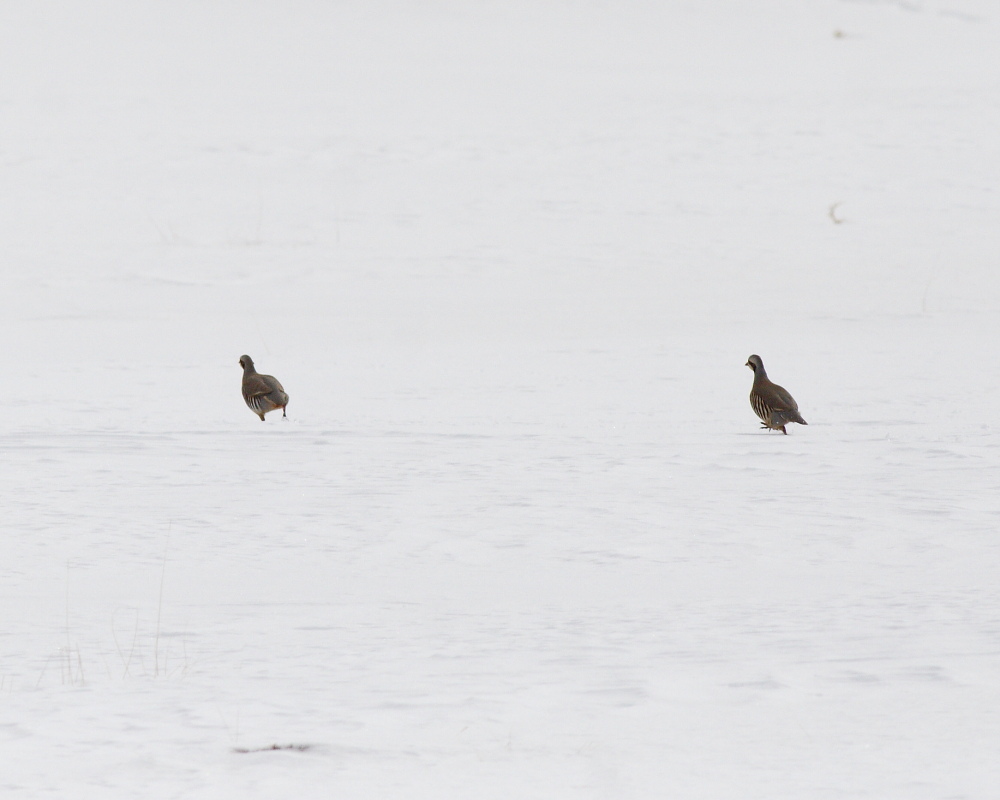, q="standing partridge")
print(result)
[239,355,289,421]
[745,354,807,434]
